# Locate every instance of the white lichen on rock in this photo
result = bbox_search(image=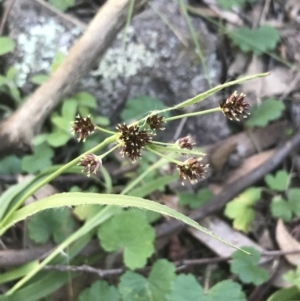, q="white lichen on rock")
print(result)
[91,26,157,80]
[13,18,82,86]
